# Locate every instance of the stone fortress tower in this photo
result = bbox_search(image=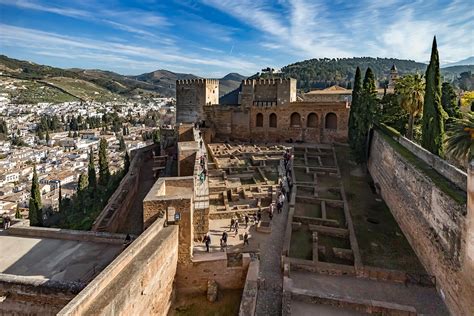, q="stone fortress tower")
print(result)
[176,79,219,124]
[240,78,297,108]
[388,64,399,90]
